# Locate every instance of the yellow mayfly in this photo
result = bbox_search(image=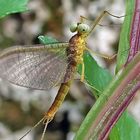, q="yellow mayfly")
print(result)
[0,11,122,140]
